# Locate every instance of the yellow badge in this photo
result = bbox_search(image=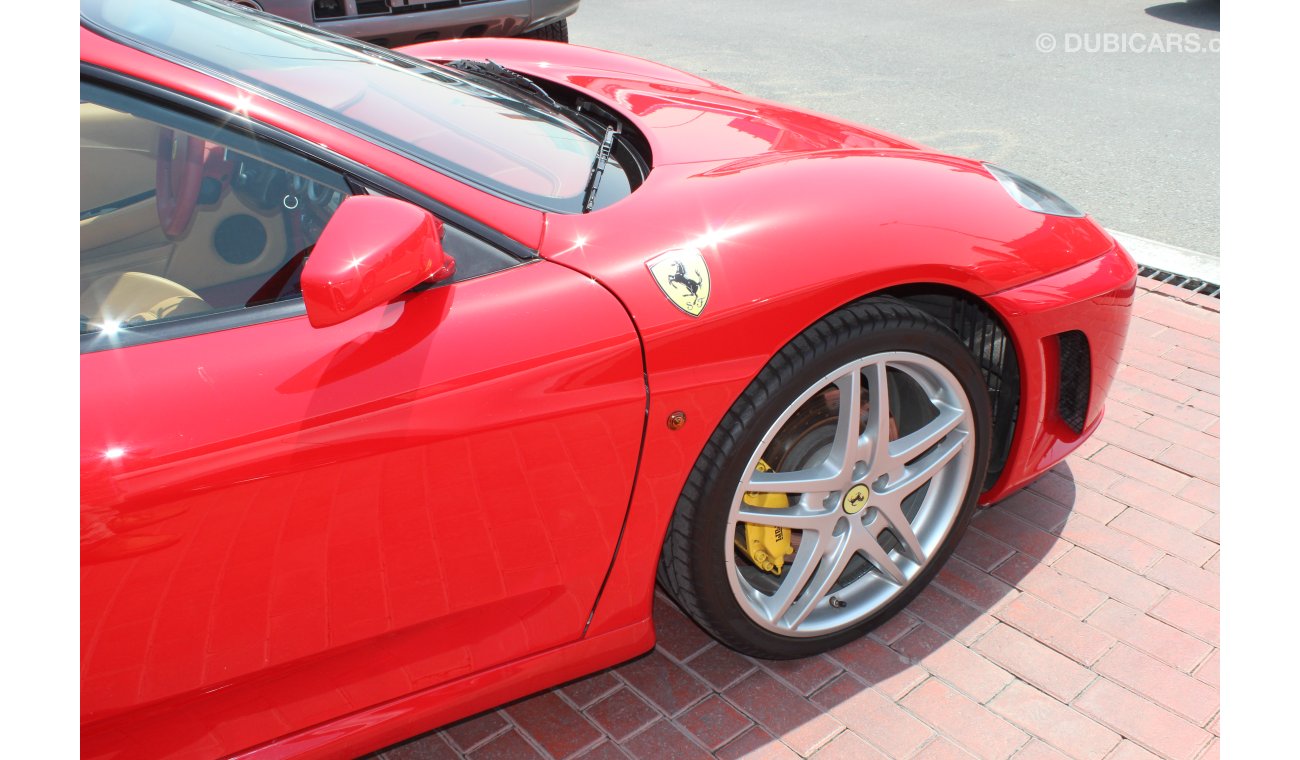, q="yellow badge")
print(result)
[842,484,870,515]
[648,249,711,317]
